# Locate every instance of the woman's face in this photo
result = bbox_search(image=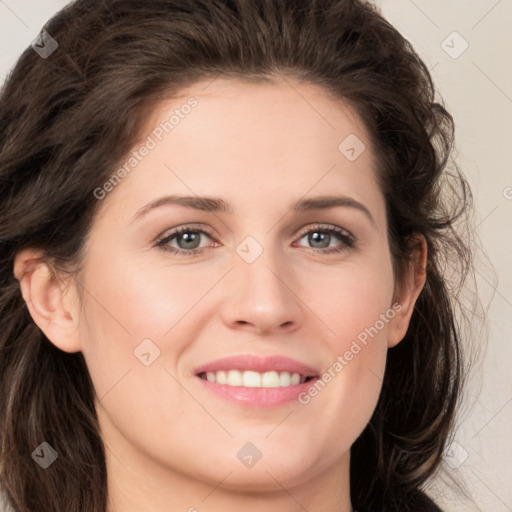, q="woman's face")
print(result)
[63,77,419,494]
